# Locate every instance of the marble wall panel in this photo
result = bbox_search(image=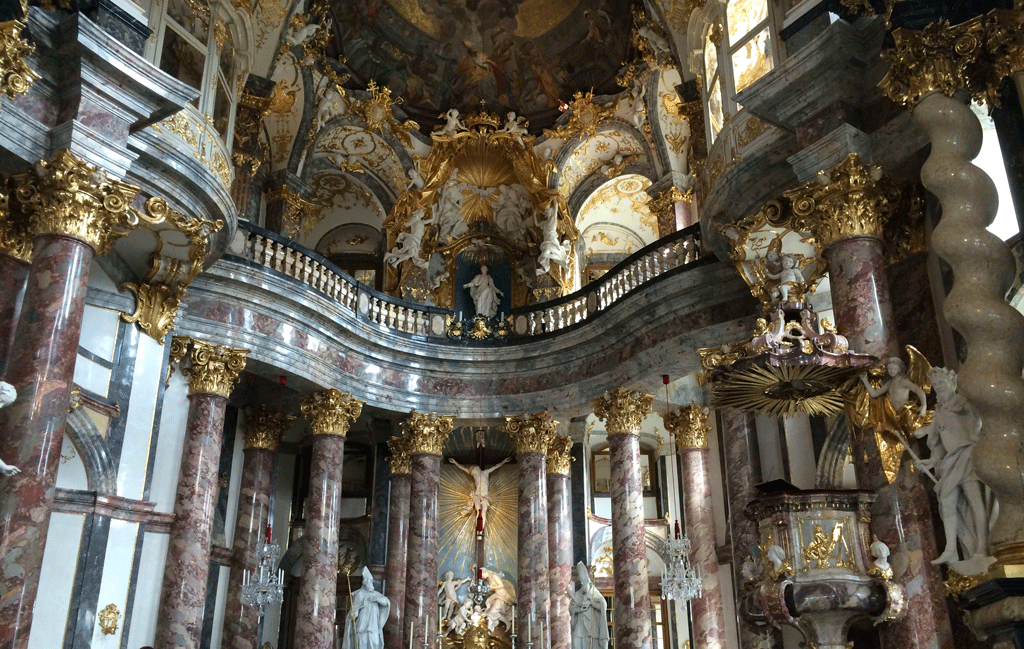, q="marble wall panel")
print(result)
[125,531,169,648]
[149,373,190,513]
[118,331,167,500]
[26,513,86,649]
[87,519,140,647]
